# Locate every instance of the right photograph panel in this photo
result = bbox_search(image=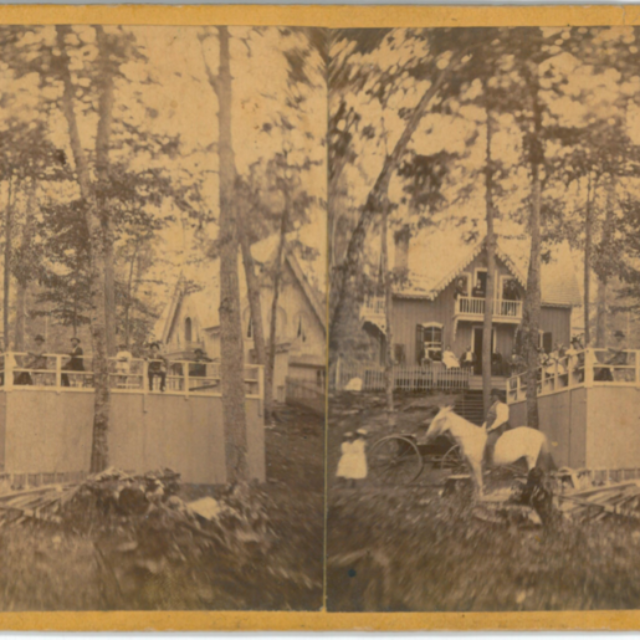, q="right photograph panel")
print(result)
[327,26,640,611]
